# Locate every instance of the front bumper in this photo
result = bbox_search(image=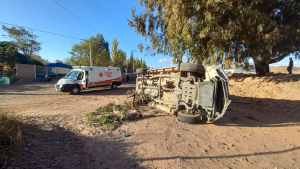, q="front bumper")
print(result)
[55,84,72,92]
